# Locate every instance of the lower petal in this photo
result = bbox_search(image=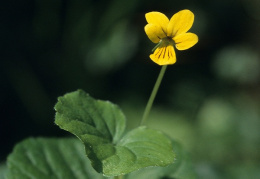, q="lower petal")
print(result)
[173,32,198,50]
[150,44,176,65]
